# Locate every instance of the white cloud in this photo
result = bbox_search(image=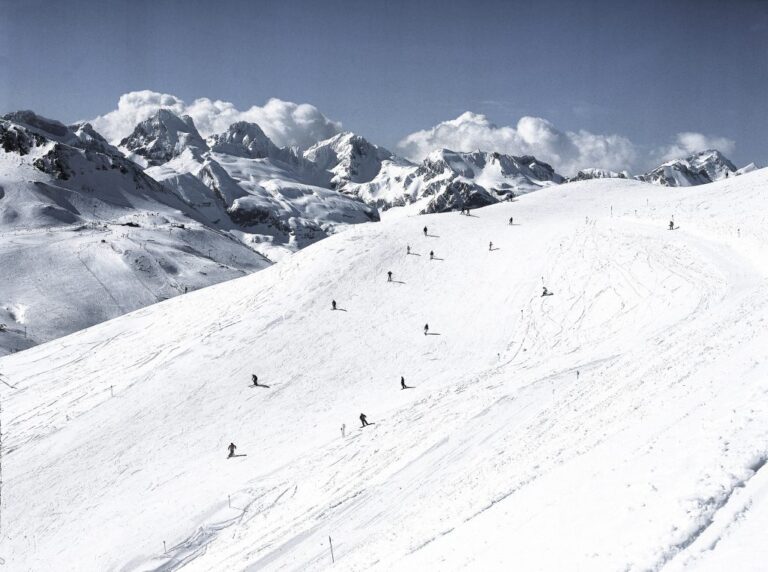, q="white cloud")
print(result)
[397,112,638,176]
[656,132,735,163]
[90,90,342,149]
